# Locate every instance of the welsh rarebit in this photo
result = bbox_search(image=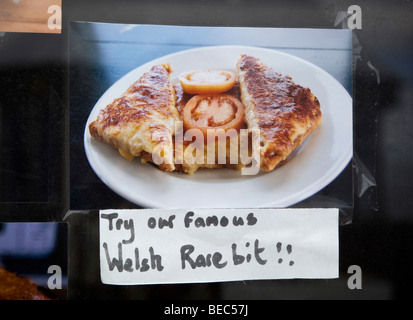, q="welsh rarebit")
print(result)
[89,64,180,172]
[236,54,322,171]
